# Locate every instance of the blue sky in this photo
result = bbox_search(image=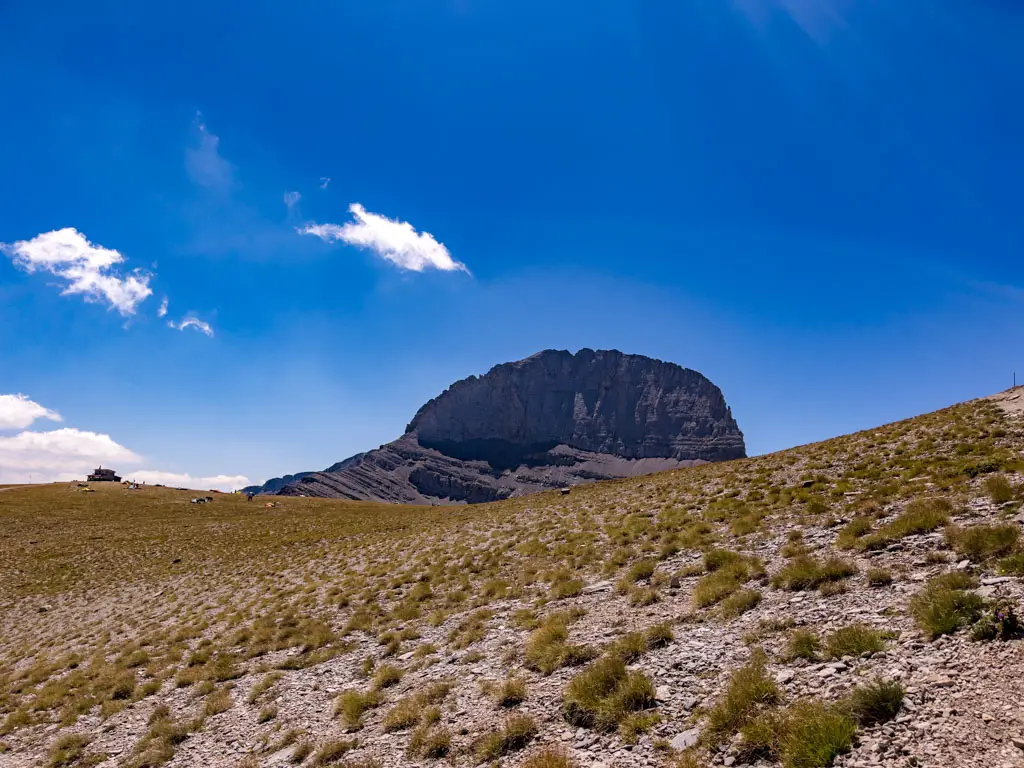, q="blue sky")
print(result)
[1,0,1022,489]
